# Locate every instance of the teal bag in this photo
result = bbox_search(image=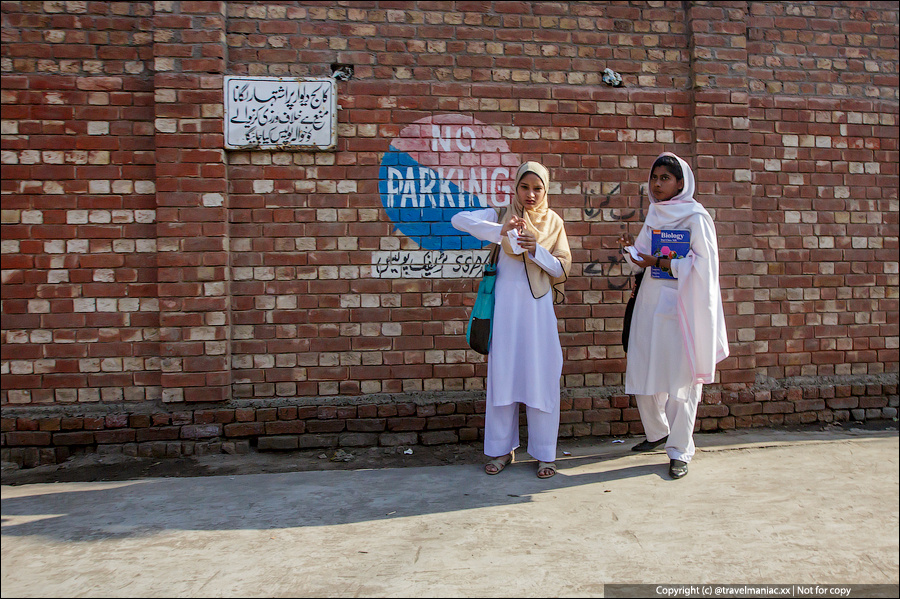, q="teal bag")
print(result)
[466,246,499,355]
